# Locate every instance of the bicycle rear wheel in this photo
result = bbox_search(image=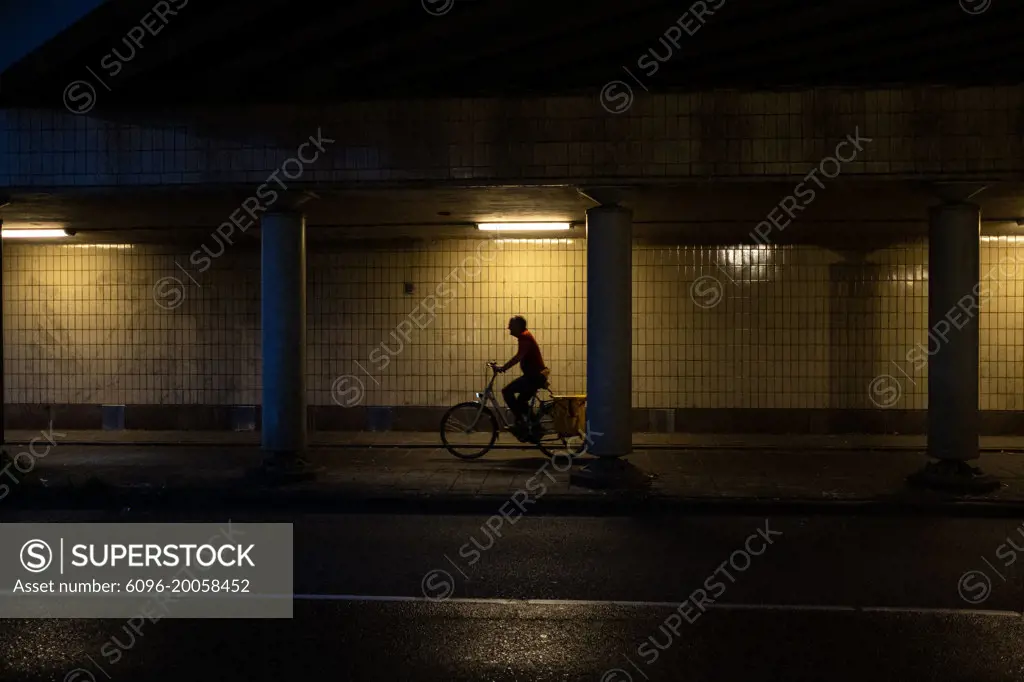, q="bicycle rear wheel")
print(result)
[440,402,498,459]
[534,401,587,461]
